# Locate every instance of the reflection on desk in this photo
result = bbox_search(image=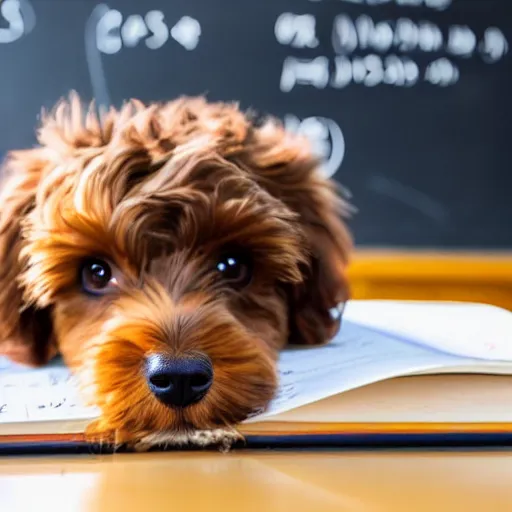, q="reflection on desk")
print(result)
[0,450,511,512]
